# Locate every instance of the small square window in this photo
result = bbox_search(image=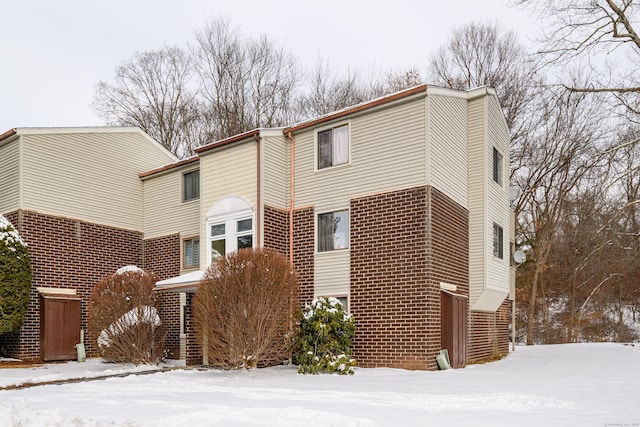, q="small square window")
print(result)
[183,238,200,269]
[318,210,349,252]
[493,223,504,259]
[317,124,349,169]
[211,223,225,236]
[183,169,200,202]
[493,147,503,186]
